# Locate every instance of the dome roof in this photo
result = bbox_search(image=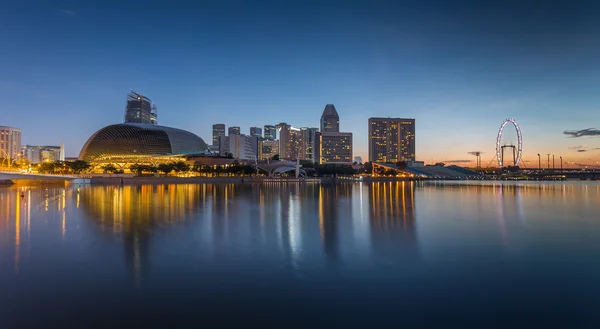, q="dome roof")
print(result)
[79,123,208,162]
